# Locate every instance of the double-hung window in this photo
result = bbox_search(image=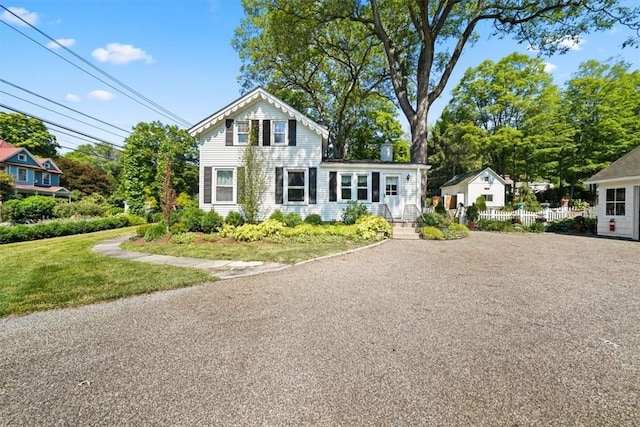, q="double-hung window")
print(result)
[236,120,249,144]
[273,121,287,145]
[287,170,305,203]
[42,172,51,186]
[483,194,494,202]
[17,168,27,182]
[341,174,352,200]
[606,188,625,216]
[216,170,234,202]
[357,175,368,201]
